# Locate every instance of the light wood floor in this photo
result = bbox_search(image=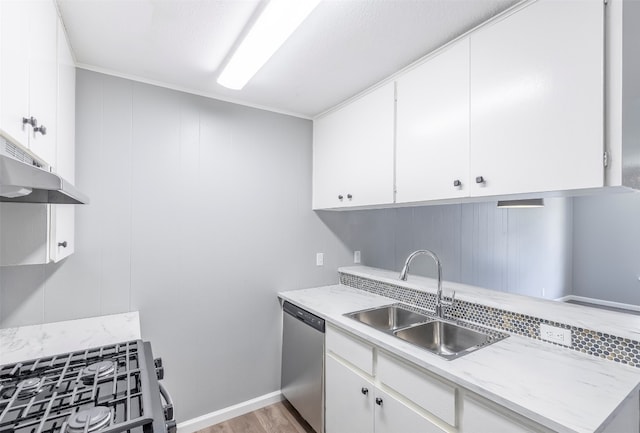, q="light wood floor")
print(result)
[197,401,315,433]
